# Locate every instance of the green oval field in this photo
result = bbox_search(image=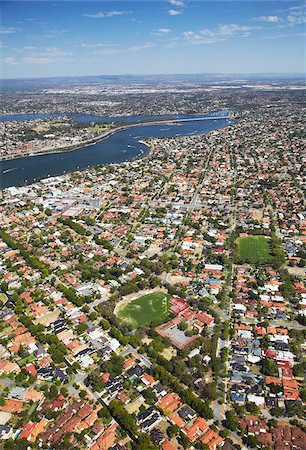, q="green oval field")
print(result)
[237,235,271,264]
[116,292,170,328]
